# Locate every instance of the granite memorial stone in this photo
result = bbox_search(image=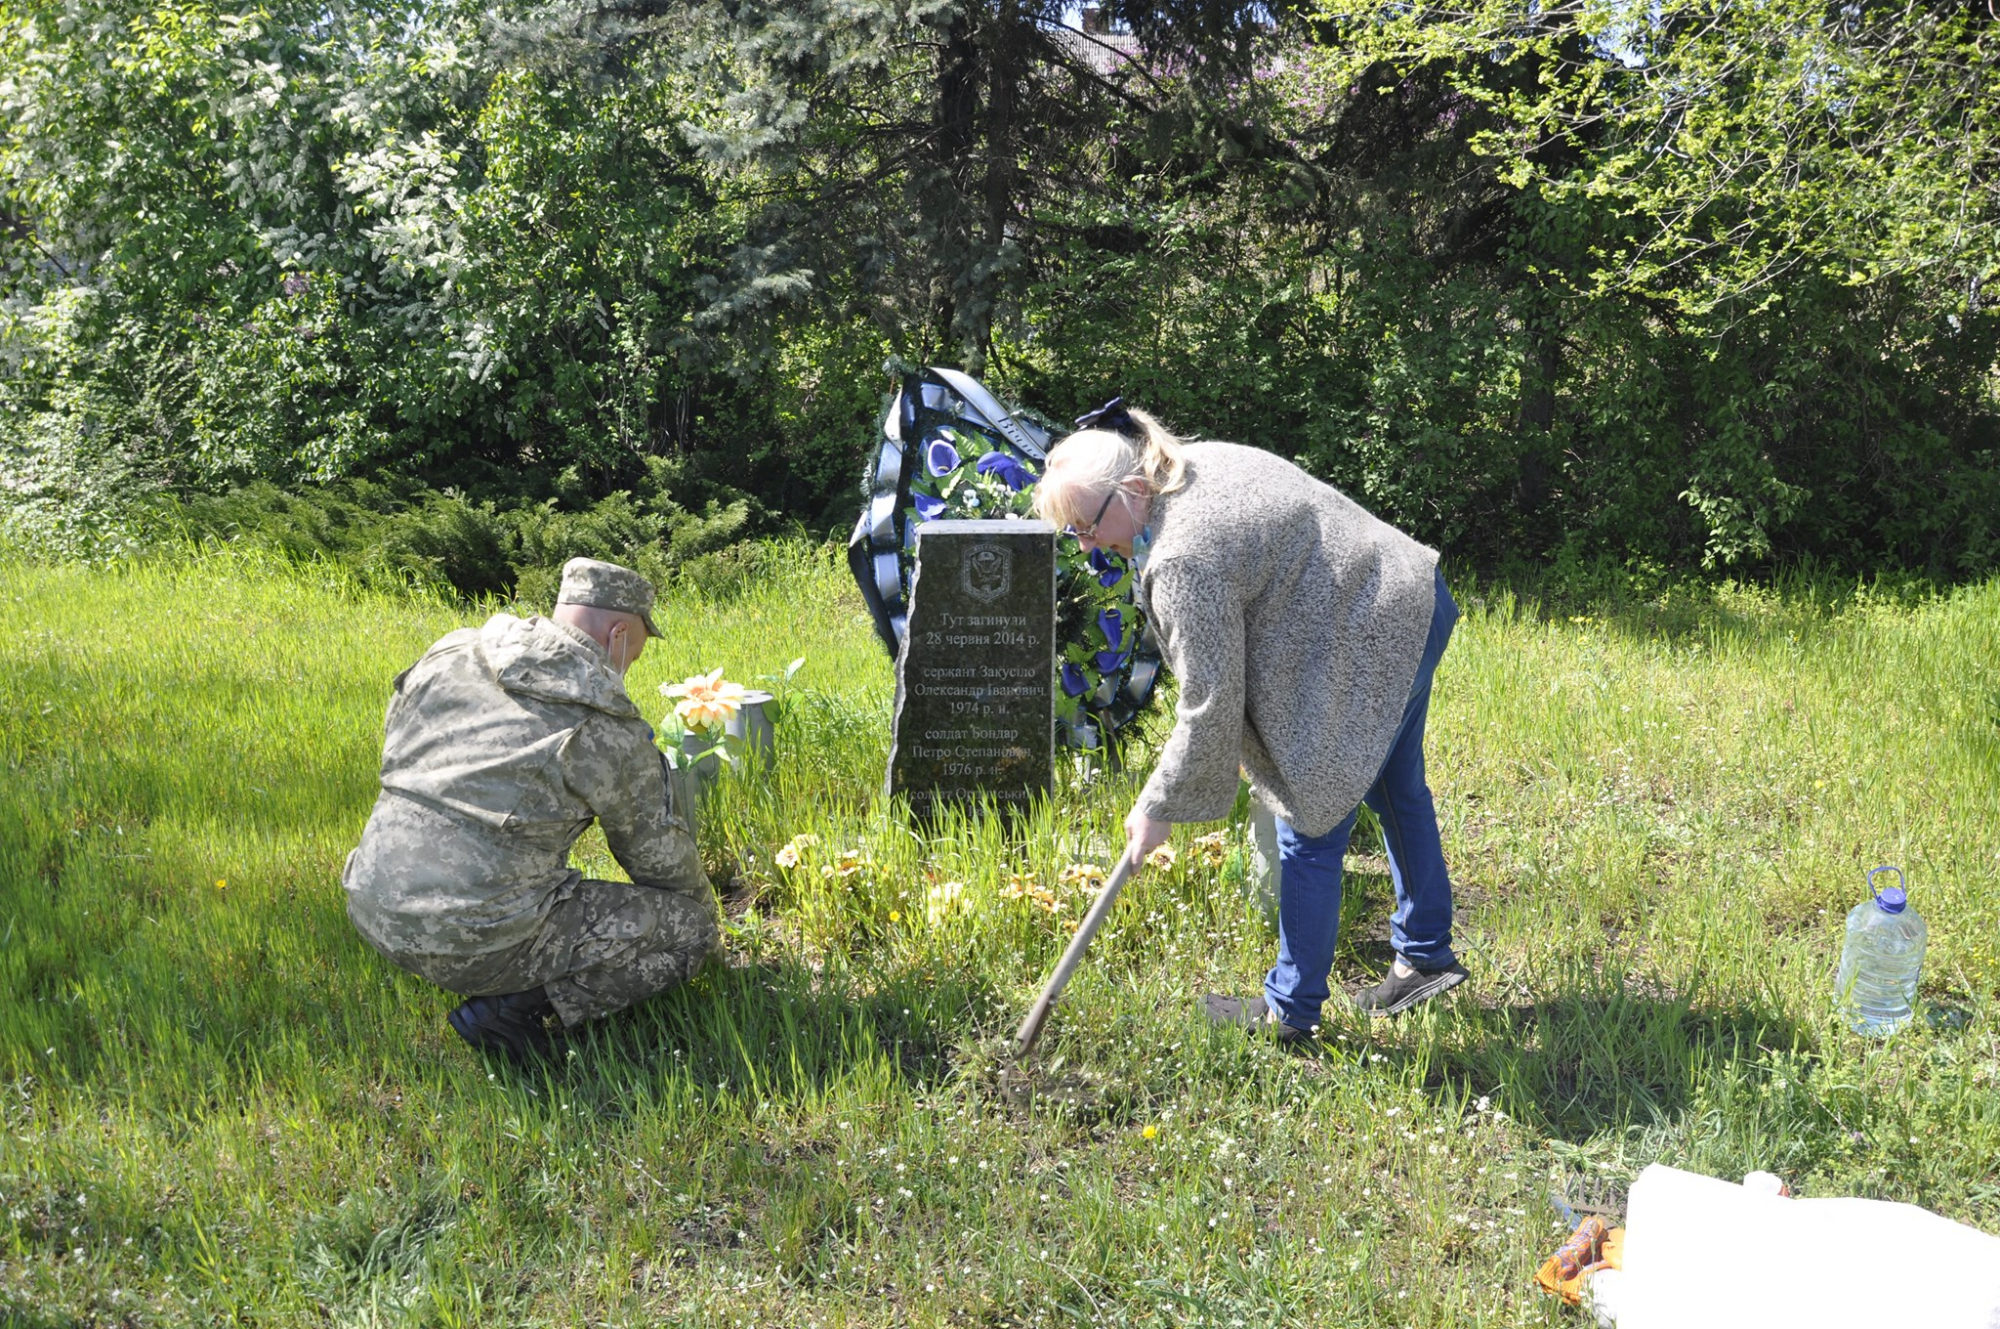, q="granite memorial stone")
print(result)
[888,519,1056,818]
